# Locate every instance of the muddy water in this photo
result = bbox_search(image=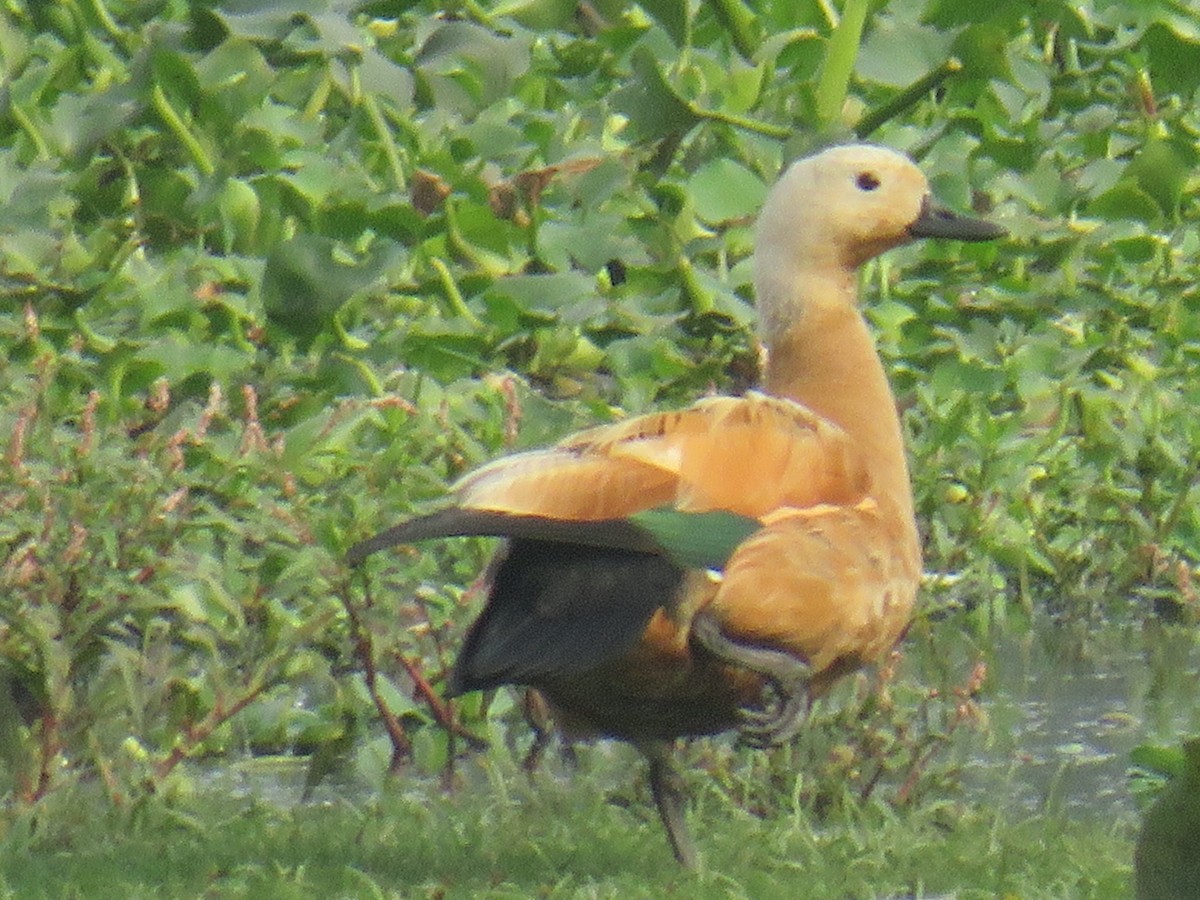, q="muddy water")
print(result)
[957,621,1199,817]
